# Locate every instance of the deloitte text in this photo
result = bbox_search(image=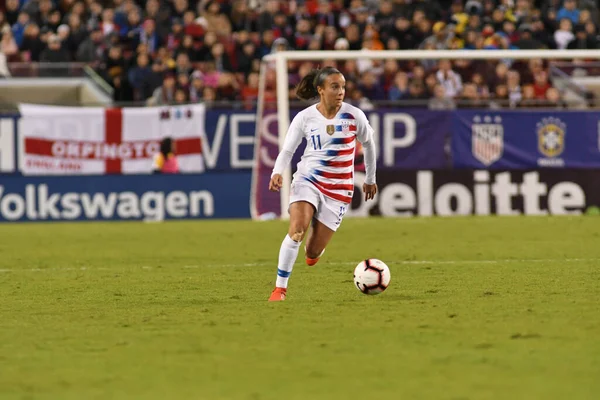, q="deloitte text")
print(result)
[0,184,214,222]
[350,170,588,217]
